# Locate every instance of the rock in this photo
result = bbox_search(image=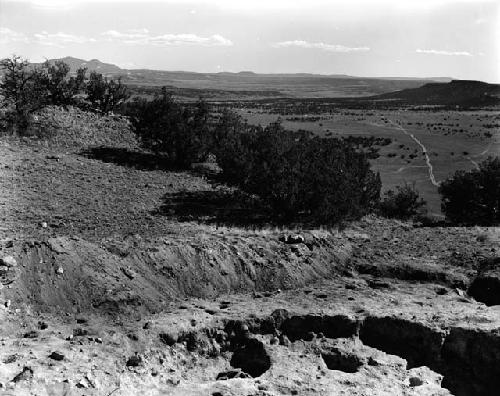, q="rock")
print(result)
[49,351,65,361]
[126,355,142,367]
[280,234,305,244]
[73,328,88,337]
[0,255,17,267]
[56,266,64,275]
[216,369,251,380]
[279,334,291,347]
[409,376,424,387]
[40,222,48,228]
[5,300,11,308]
[11,366,33,383]
[23,330,39,339]
[38,321,48,330]
[121,267,136,280]
[468,268,500,306]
